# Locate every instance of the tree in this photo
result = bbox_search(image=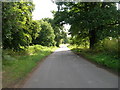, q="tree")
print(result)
[42,17,66,47]
[29,20,41,45]
[54,2,119,49]
[34,20,56,46]
[2,2,35,50]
